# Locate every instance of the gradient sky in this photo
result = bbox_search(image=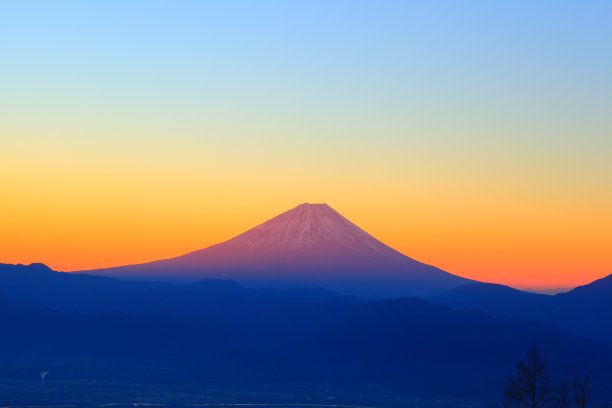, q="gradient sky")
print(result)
[1,0,611,290]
